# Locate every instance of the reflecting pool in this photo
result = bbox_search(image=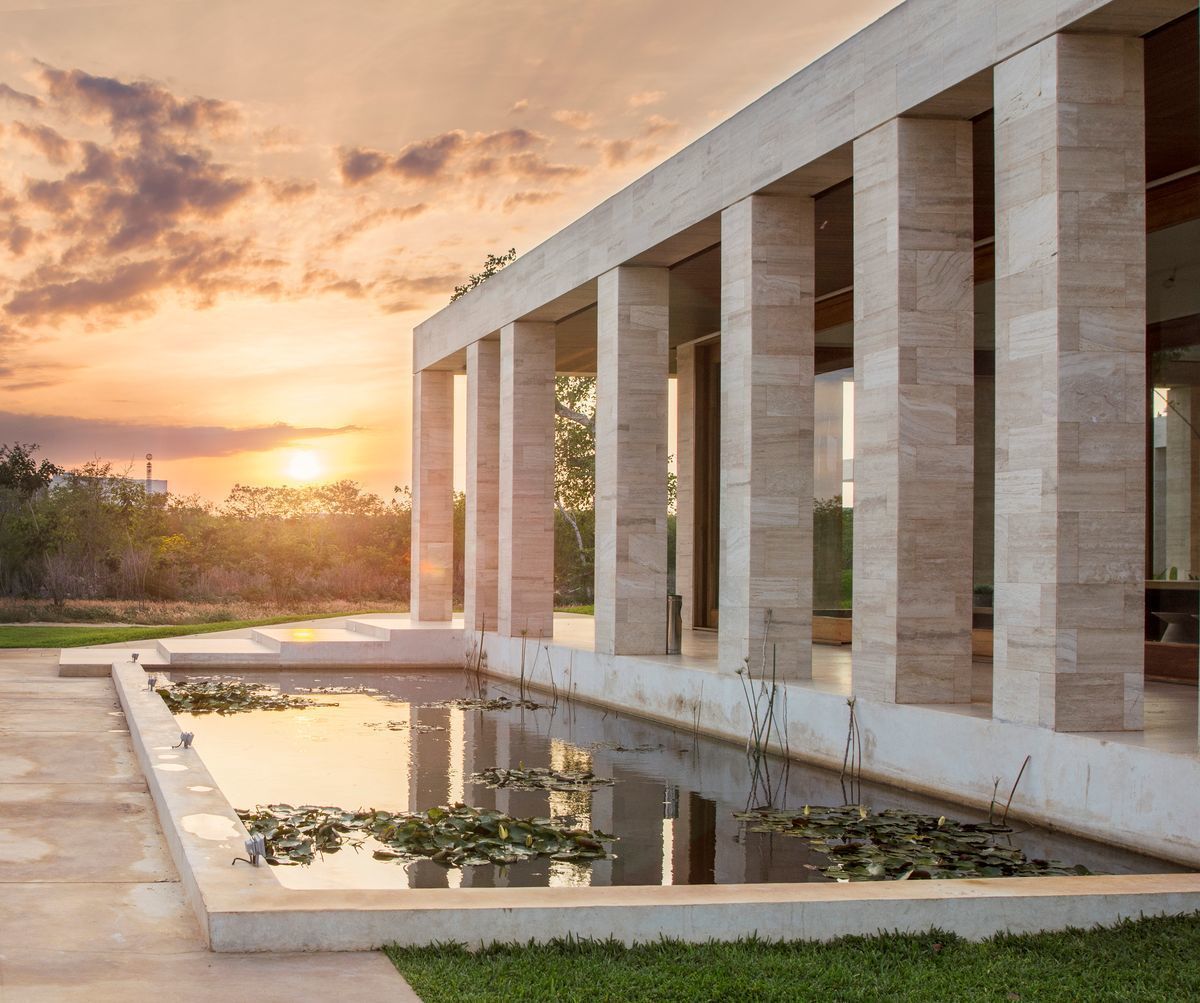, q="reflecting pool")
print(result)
[167,668,1185,890]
